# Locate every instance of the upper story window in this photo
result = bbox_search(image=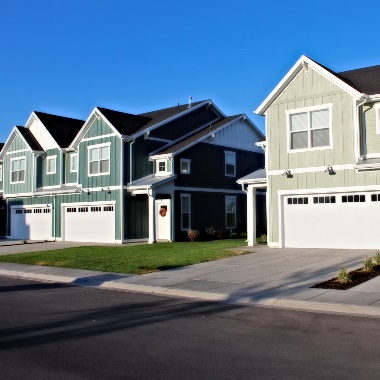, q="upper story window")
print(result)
[10,157,26,183]
[286,104,332,152]
[88,144,110,176]
[156,159,172,176]
[180,159,191,174]
[70,154,78,172]
[225,151,236,177]
[46,156,56,175]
